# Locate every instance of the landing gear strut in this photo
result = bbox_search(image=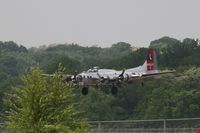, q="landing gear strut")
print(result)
[82,86,89,95]
[111,86,118,95]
